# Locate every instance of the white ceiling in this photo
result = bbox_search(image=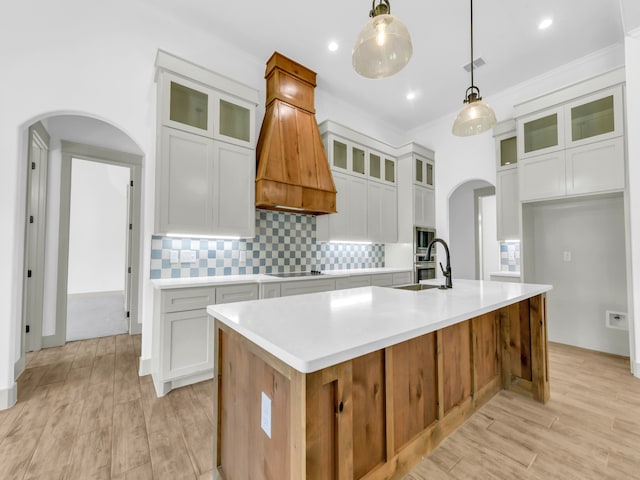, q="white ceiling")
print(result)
[153,0,624,131]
